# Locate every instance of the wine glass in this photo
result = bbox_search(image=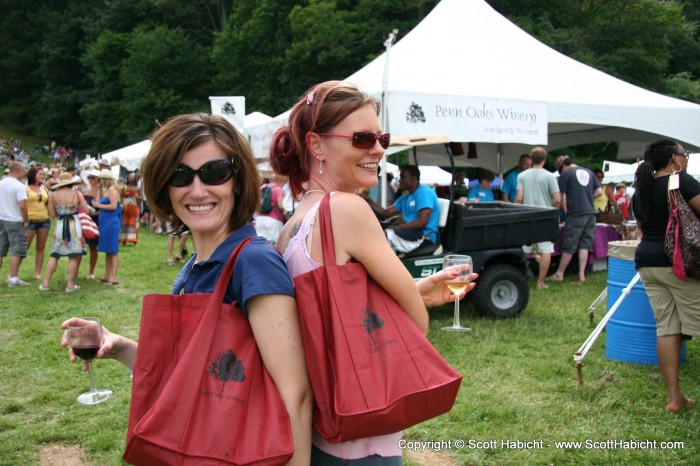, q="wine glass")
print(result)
[441,255,473,332]
[65,317,112,405]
